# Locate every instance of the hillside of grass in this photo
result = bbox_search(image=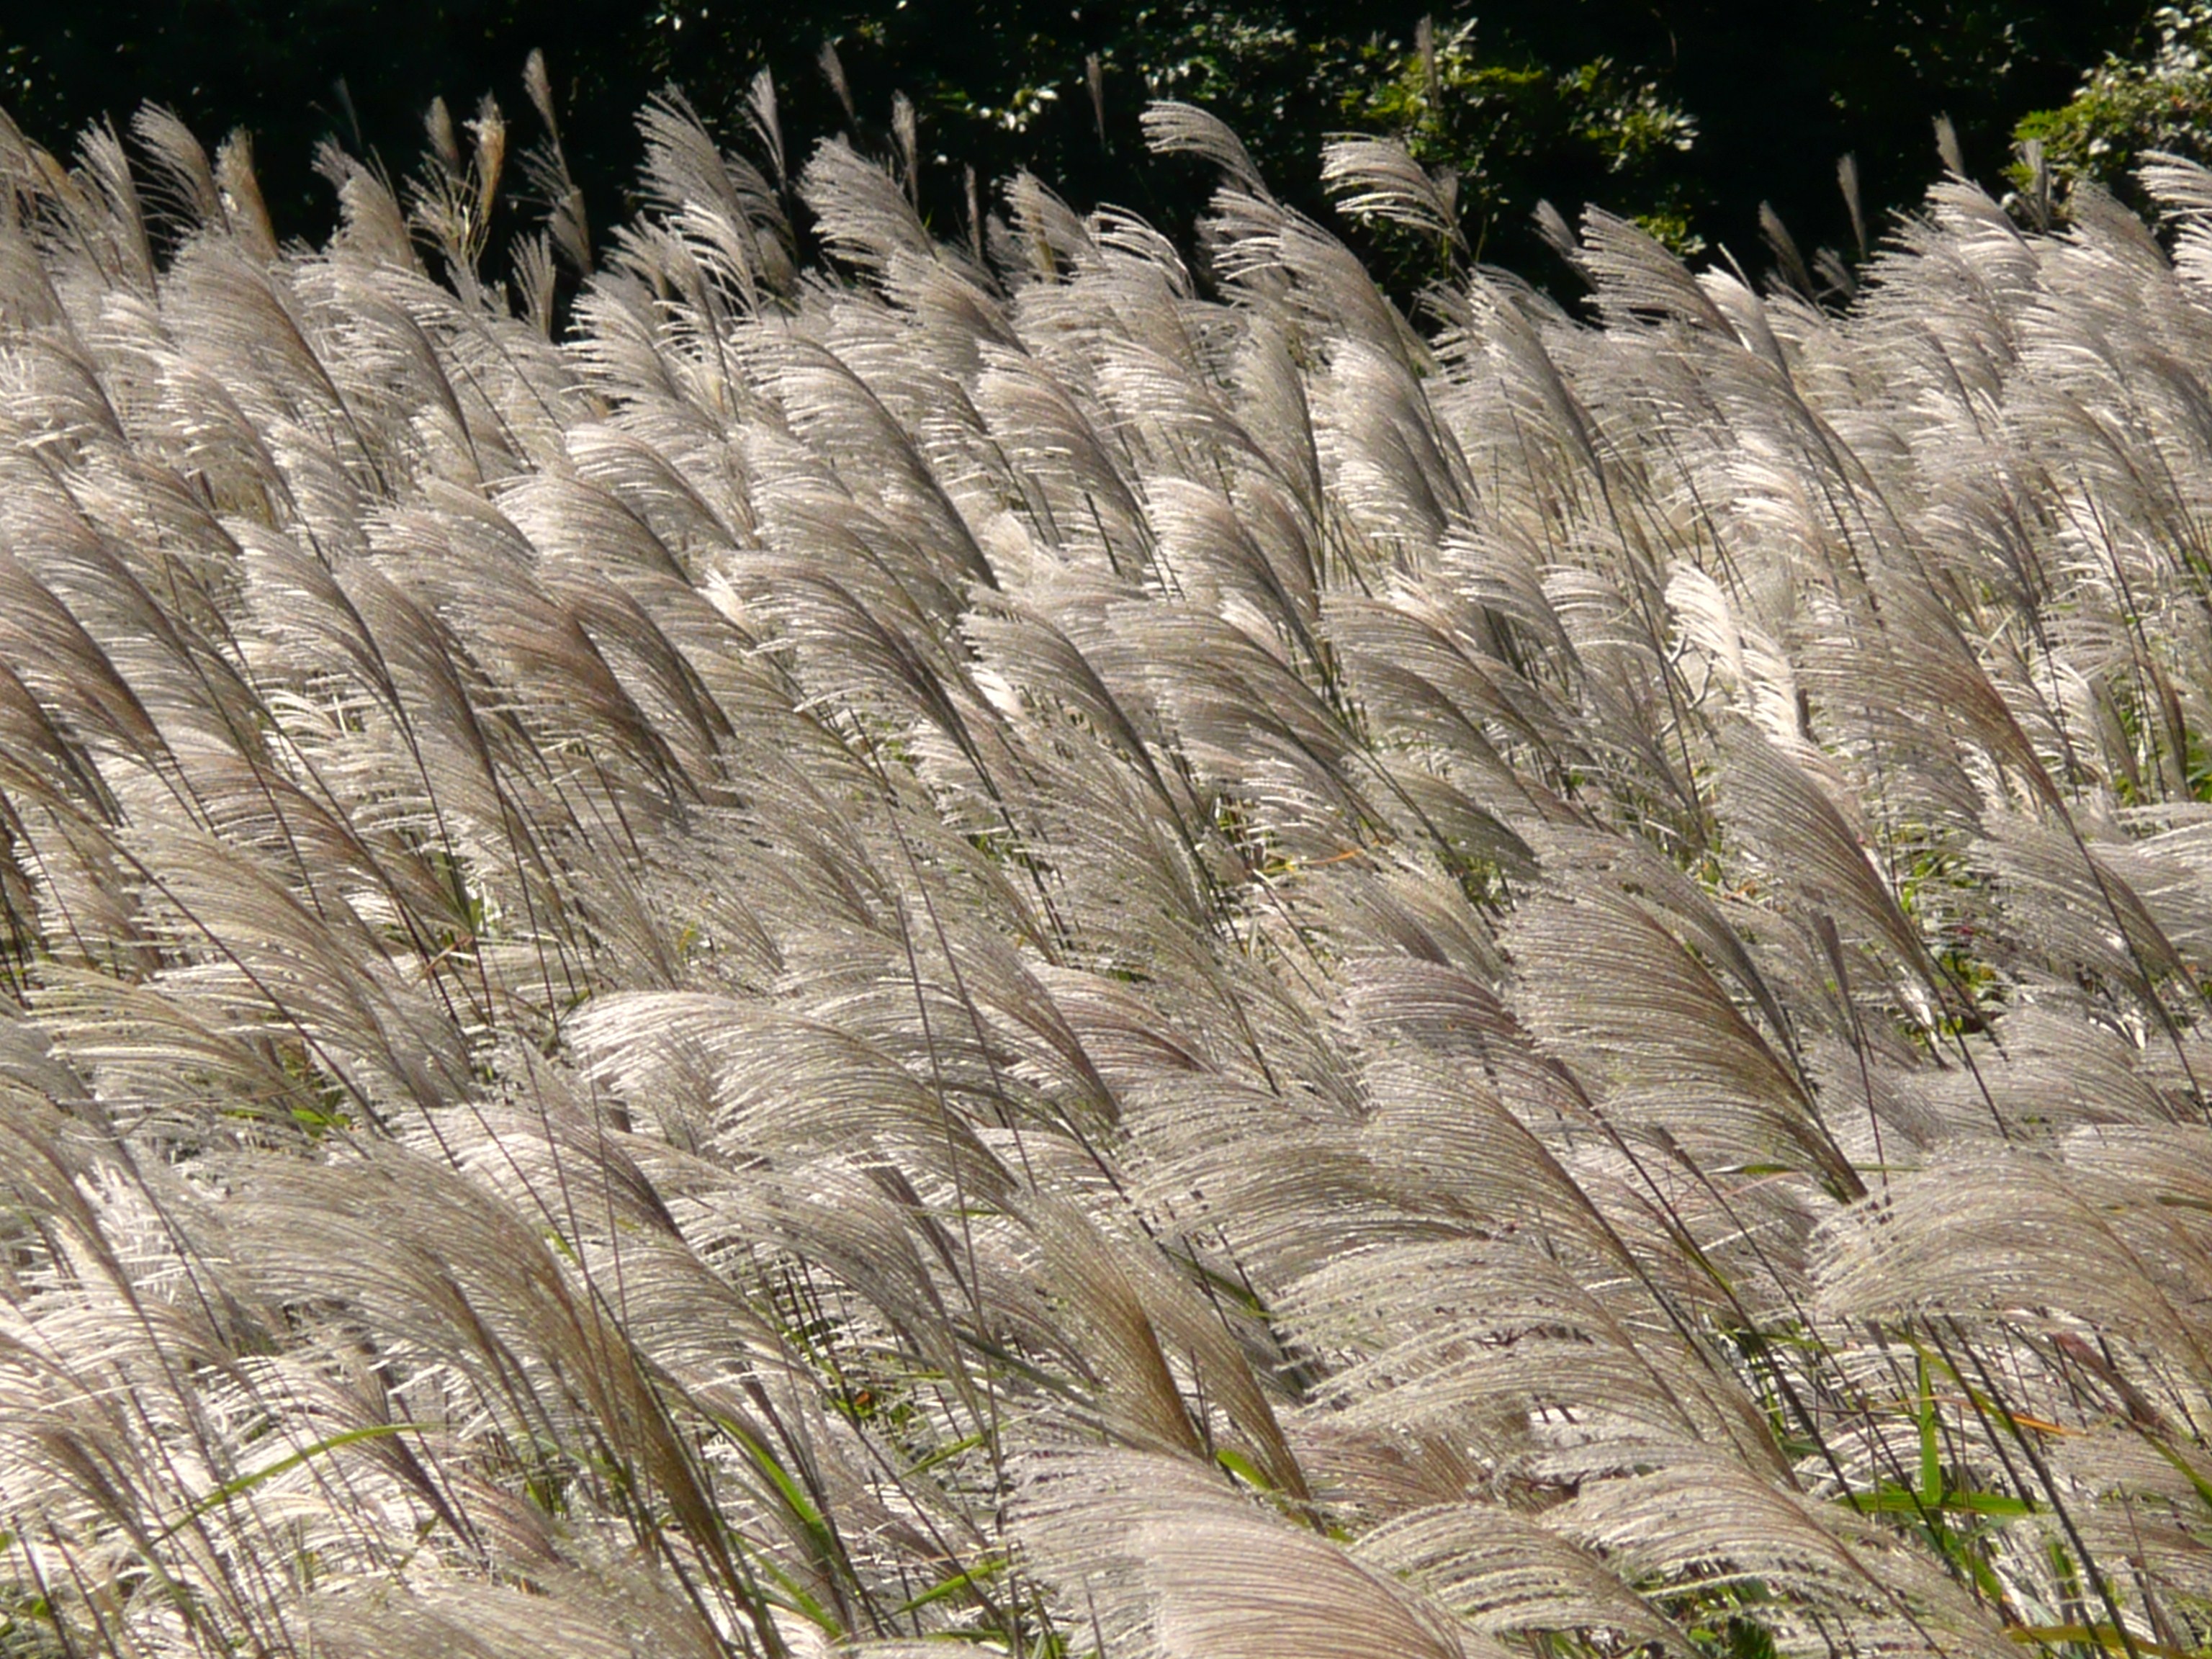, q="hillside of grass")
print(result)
[4,92,2212,1659]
